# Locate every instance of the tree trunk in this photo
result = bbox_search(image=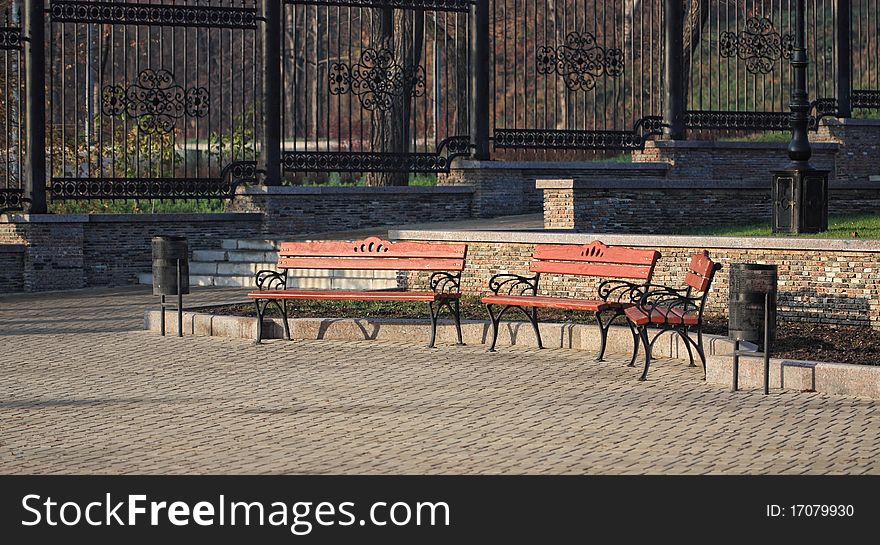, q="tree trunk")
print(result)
[682,0,710,104]
[365,8,424,186]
